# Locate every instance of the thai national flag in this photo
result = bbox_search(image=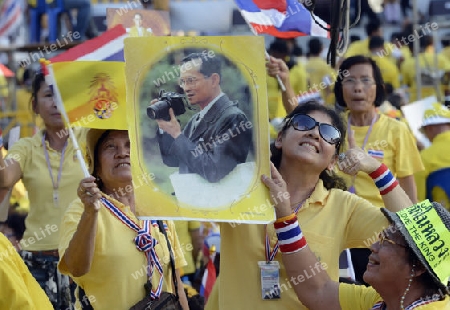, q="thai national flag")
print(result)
[50,25,127,62]
[0,0,23,38]
[235,0,329,39]
[200,252,217,302]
